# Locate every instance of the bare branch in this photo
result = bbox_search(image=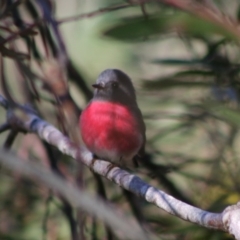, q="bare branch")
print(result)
[0,21,39,46]
[223,203,240,240]
[0,95,8,109]
[1,94,239,238]
[0,122,10,133]
[57,3,132,25]
[37,0,68,65]
[4,130,18,149]
[0,149,151,240]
